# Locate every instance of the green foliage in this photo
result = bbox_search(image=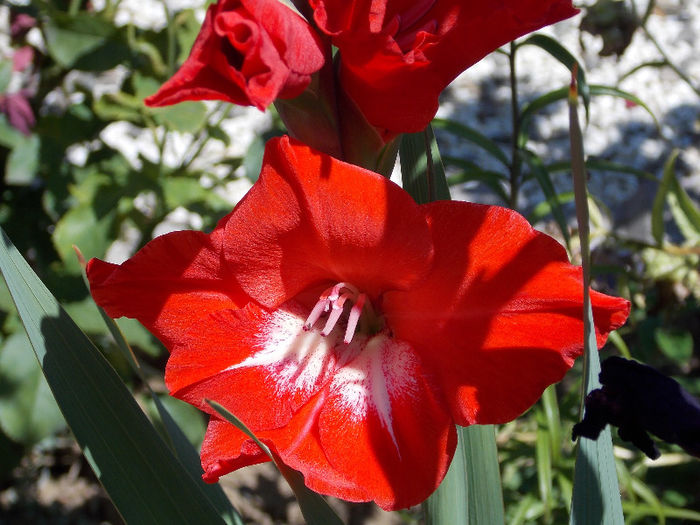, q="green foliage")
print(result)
[400,125,451,203]
[0,331,65,444]
[44,11,131,70]
[0,60,12,93]
[424,436,468,525]
[5,134,40,185]
[462,426,506,524]
[0,226,237,524]
[518,33,591,114]
[93,305,241,525]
